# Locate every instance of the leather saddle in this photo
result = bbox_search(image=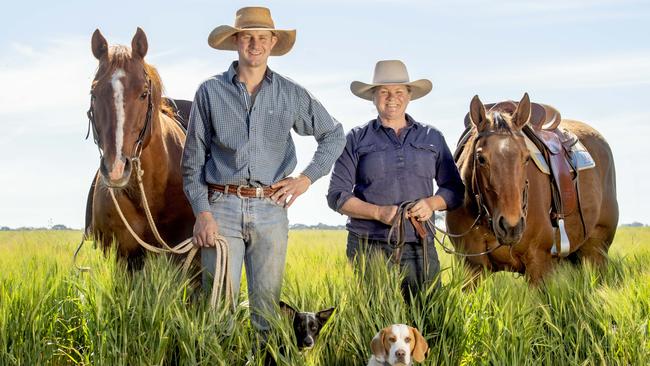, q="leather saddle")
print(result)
[163,98,192,132]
